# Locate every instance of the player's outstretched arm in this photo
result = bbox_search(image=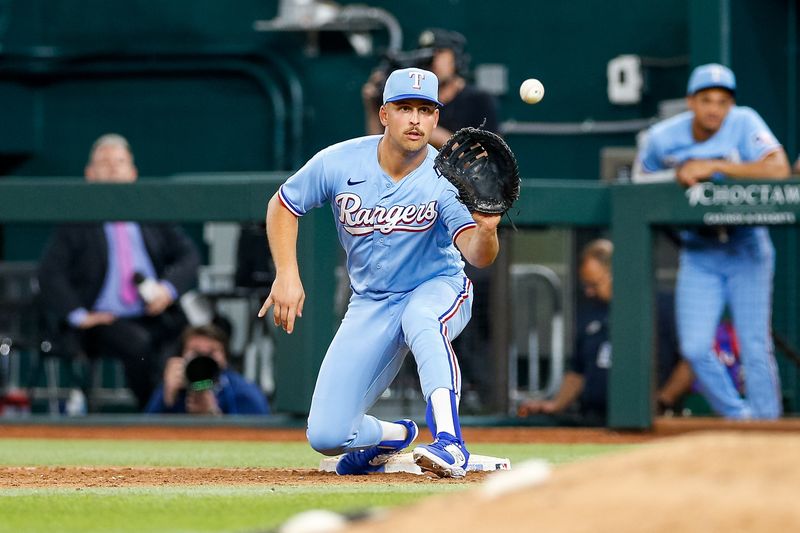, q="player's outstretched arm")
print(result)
[258,192,306,334]
[455,212,501,268]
